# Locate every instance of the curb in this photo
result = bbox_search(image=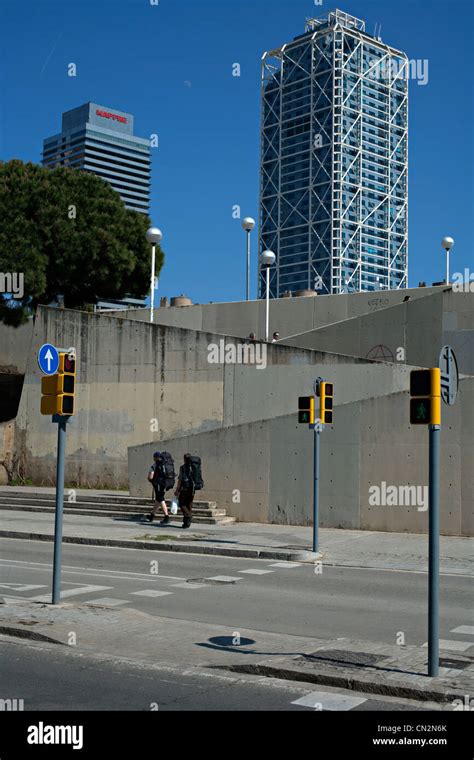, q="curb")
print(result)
[0,624,66,647]
[0,530,320,563]
[225,662,462,705]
